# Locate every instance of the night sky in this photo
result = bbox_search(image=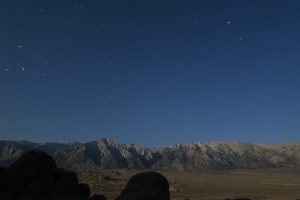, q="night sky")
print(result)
[1,0,300,146]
